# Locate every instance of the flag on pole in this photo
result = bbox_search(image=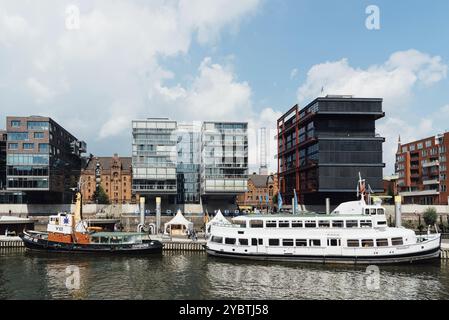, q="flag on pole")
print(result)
[278,192,283,210]
[259,195,262,204]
